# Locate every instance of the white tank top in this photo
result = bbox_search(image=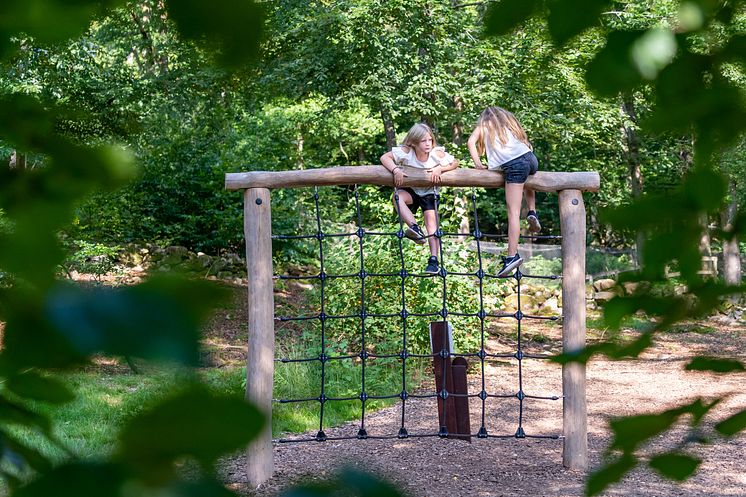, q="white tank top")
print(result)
[485,130,531,170]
